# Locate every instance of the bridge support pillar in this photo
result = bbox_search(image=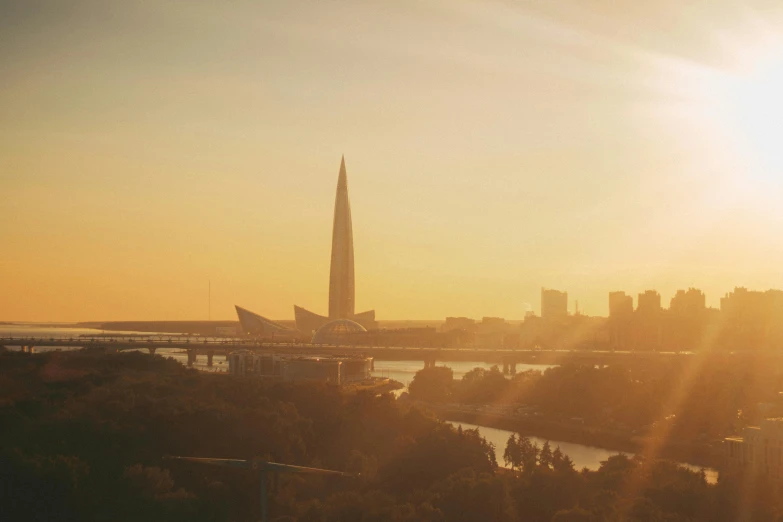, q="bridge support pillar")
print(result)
[509,362,516,375]
[149,347,157,356]
[503,361,509,374]
[207,352,214,367]
[187,350,196,367]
